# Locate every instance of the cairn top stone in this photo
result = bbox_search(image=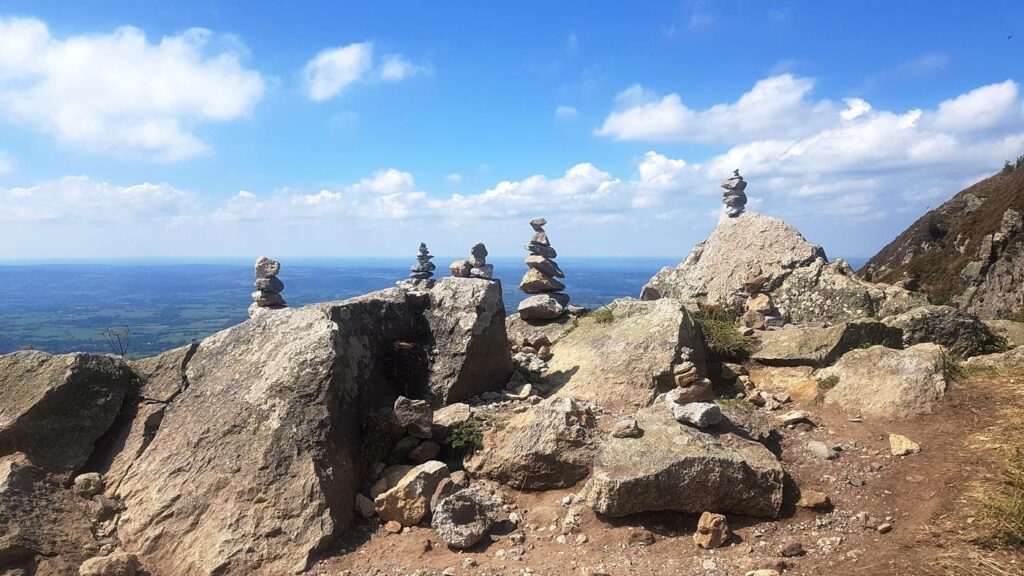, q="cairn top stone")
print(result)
[255,256,281,278]
[470,243,488,259]
[530,217,547,230]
